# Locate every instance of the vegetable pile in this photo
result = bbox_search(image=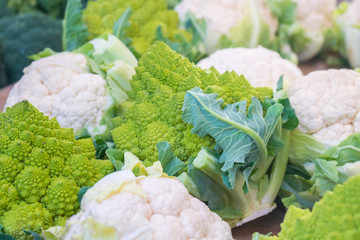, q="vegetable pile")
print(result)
[1,0,360,239]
